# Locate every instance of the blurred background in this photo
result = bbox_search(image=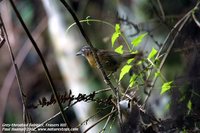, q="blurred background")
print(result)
[0,0,200,132]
